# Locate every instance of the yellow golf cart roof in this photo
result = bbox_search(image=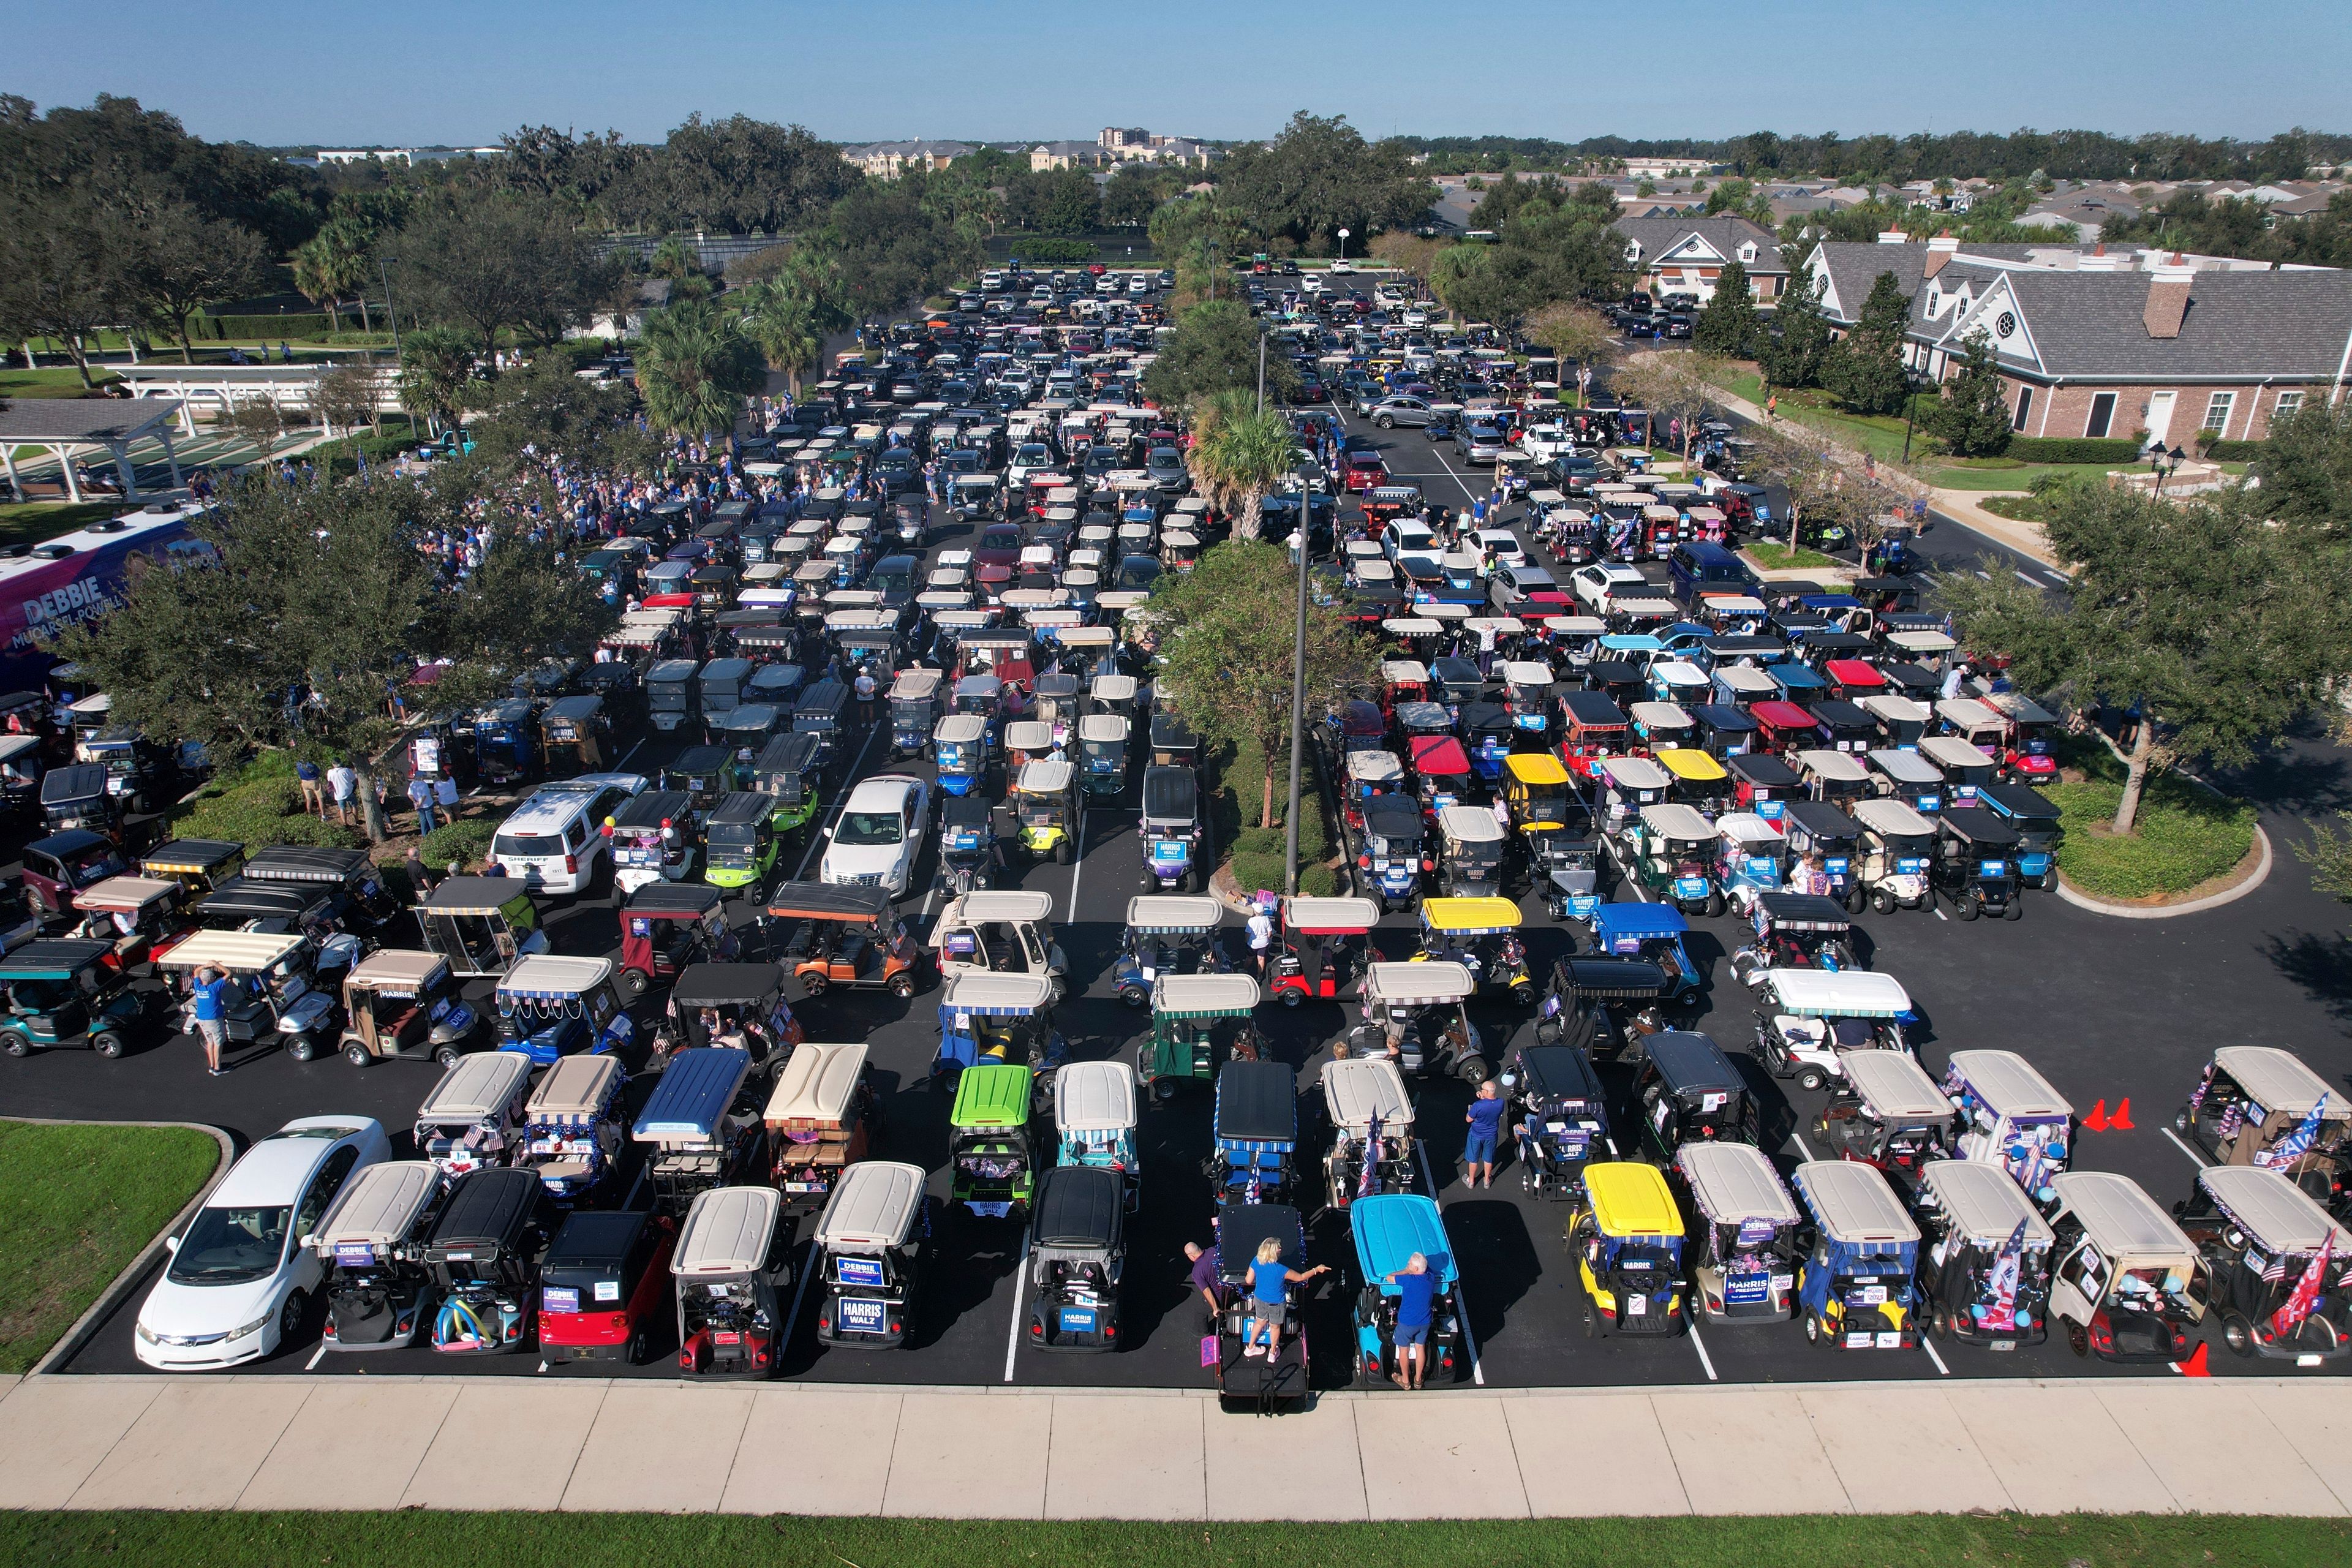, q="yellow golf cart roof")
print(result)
[1584,1161,1683,1238]
[1654,748,1727,782]
[1504,753,1570,786]
[1420,897,1521,934]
